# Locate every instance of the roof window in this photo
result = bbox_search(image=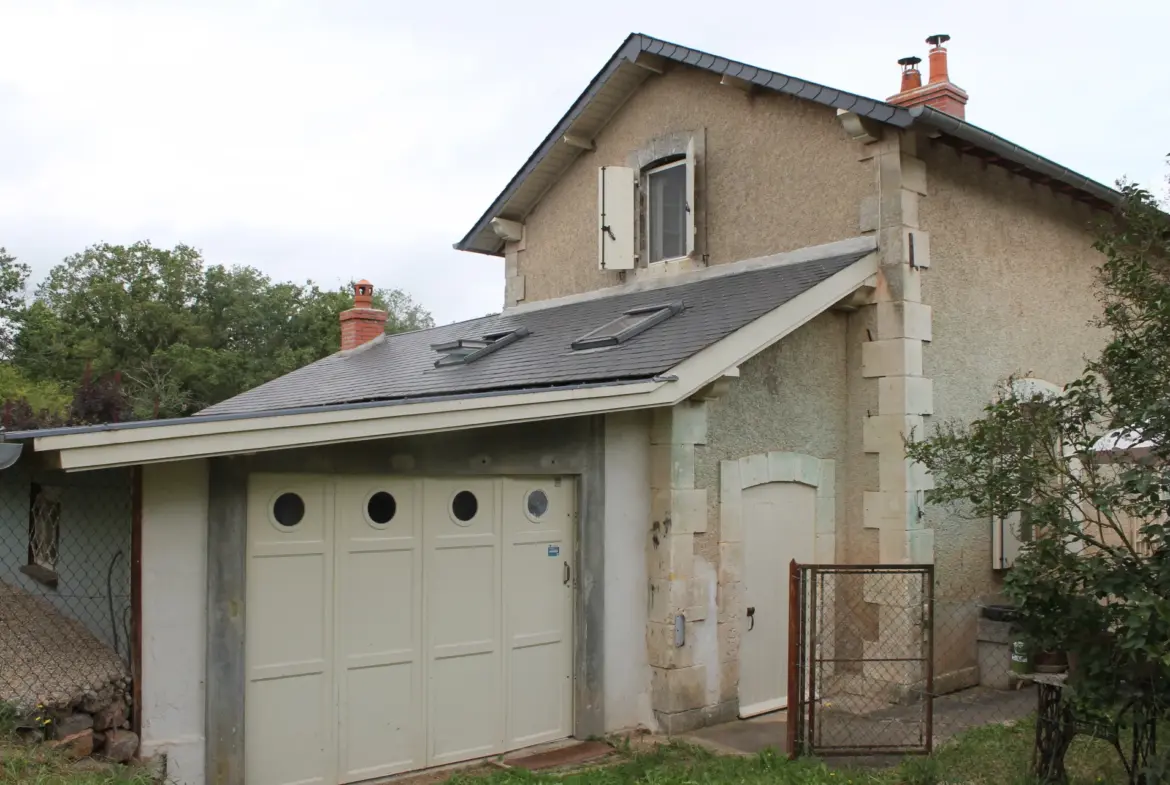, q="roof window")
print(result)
[571,302,682,351]
[432,327,529,368]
